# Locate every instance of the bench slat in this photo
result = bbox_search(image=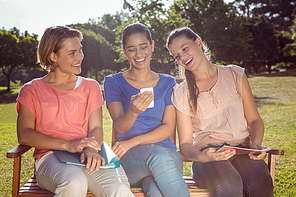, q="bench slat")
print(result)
[17,176,209,197]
